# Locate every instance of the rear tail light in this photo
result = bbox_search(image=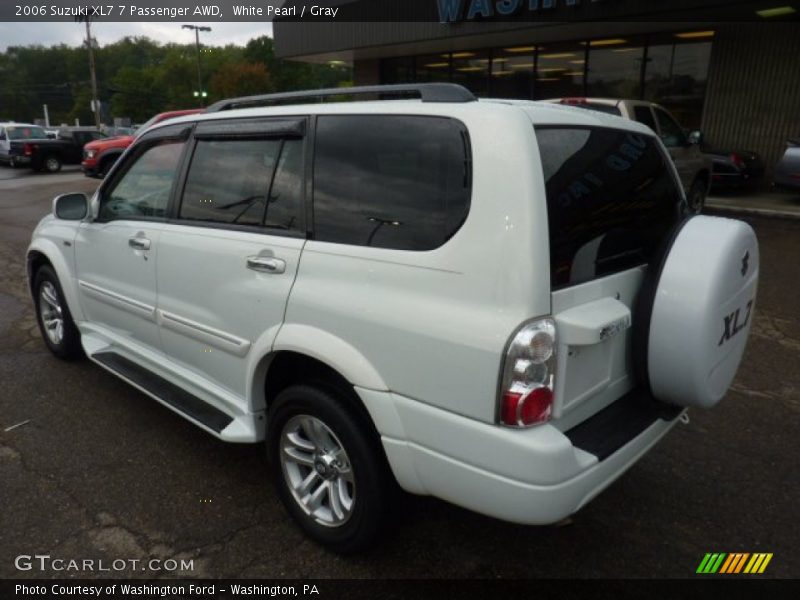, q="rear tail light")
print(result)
[23,143,34,156]
[730,153,745,169]
[497,318,557,427]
